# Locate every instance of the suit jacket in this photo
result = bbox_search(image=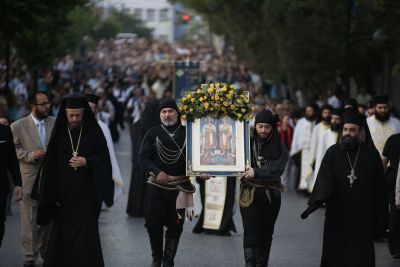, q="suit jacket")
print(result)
[11,115,55,194]
[0,124,21,194]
